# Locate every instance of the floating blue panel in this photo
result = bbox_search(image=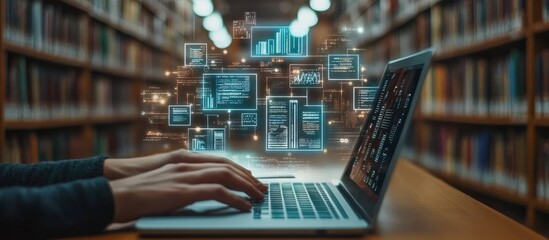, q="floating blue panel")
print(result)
[266,96,323,152]
[202,73,258,111]
[289,64,323,88]
[184,43,208,66]
[328,54,360,80]
[241,113,258,127]
[168,105,192,126]
[188,128,226,152]
[251,26,308,57]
